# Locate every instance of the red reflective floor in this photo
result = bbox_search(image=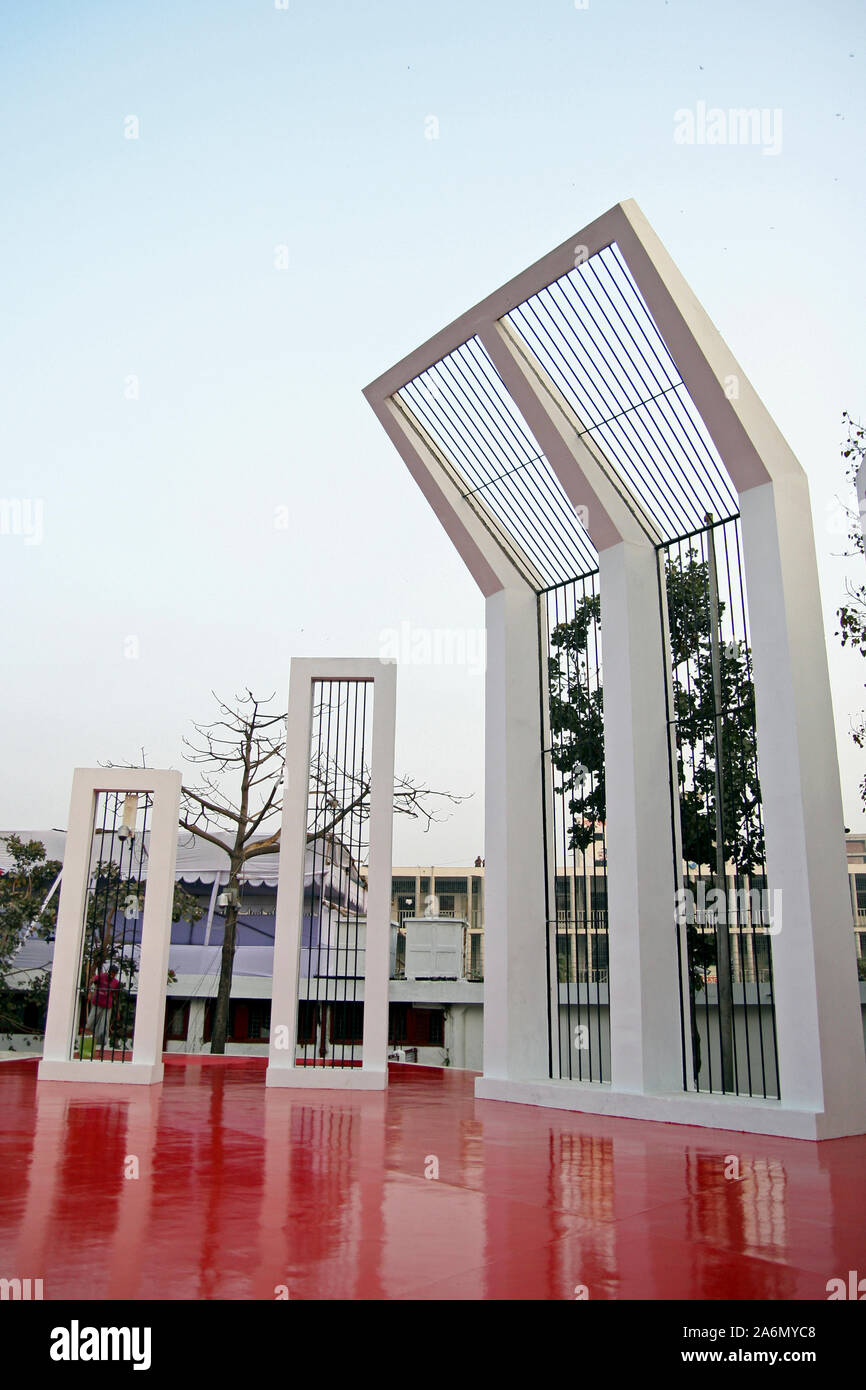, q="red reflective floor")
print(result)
[1,1056,864,1300]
